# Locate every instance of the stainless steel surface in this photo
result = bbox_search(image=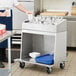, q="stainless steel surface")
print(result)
[18,0,34,2]
[64,16,76,21]
[63,16,76,47]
